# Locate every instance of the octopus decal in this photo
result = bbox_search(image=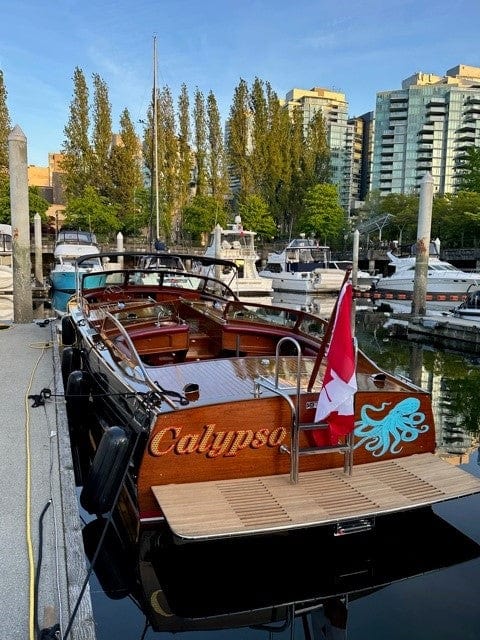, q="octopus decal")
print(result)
[354,397,429,457]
